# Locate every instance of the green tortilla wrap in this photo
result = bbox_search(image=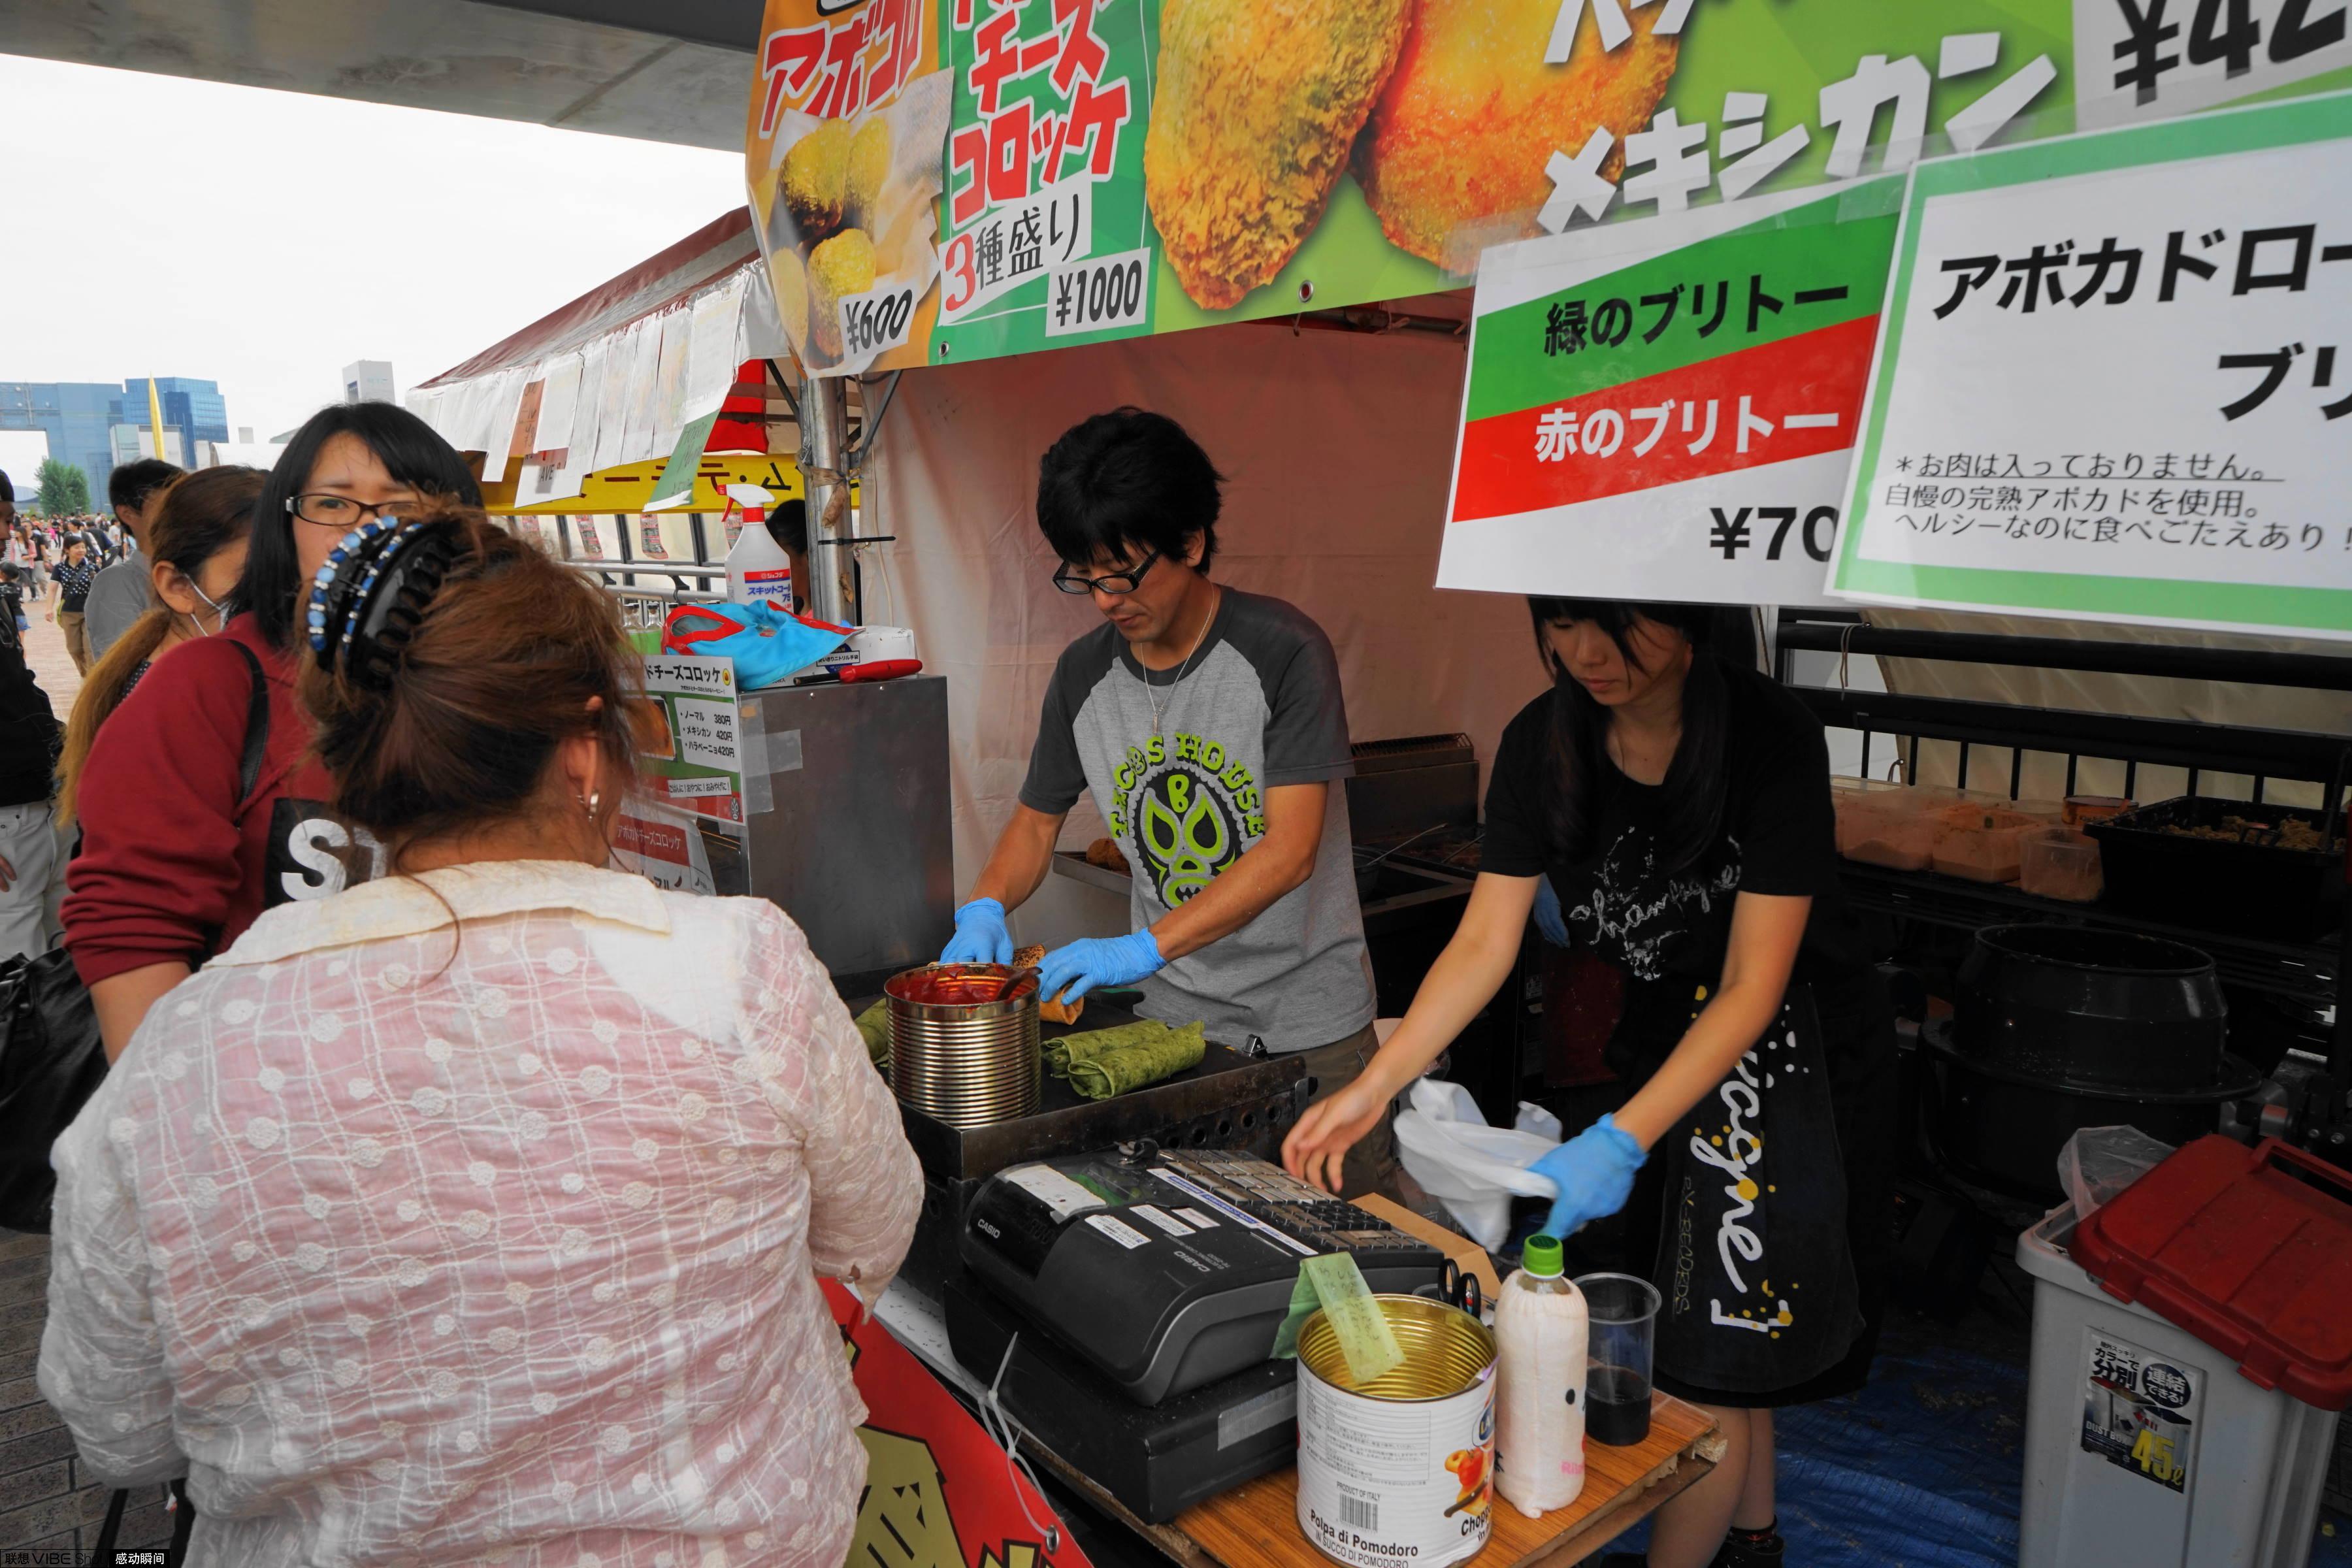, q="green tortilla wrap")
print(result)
[1067,1022,1207,1100]
[1045,1017,1181,1077]
[853,999,891,1069]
